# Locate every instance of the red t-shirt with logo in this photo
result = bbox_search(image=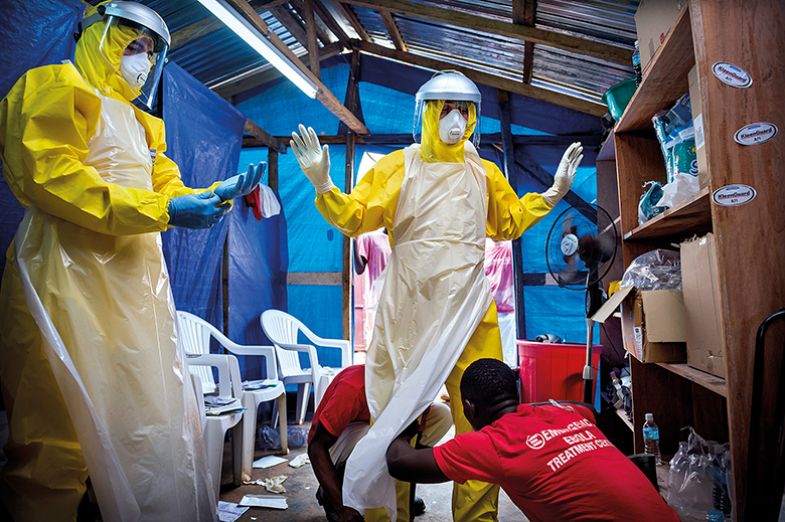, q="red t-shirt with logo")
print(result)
[307,365,369,444]
[433,404,679,522]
